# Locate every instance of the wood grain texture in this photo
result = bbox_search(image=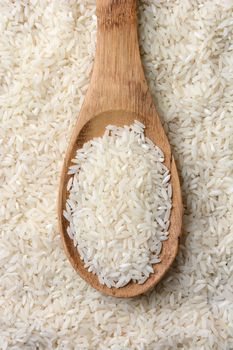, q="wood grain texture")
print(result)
[58,0,183,298]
